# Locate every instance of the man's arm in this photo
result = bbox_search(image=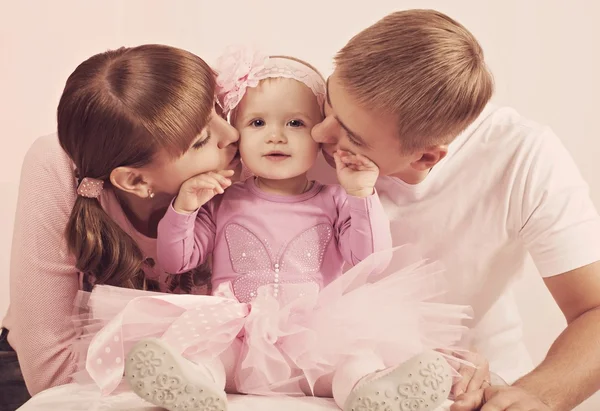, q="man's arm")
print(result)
[453,123,600,410]
[514,261,600,410]
[508,127,600,409]
[452,262,600,411]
